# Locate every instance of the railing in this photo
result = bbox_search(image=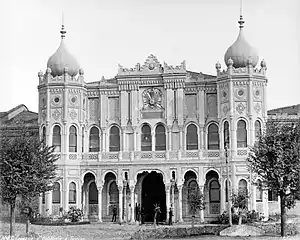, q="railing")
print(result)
[63,149,250,162]
[209,203,220,215]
